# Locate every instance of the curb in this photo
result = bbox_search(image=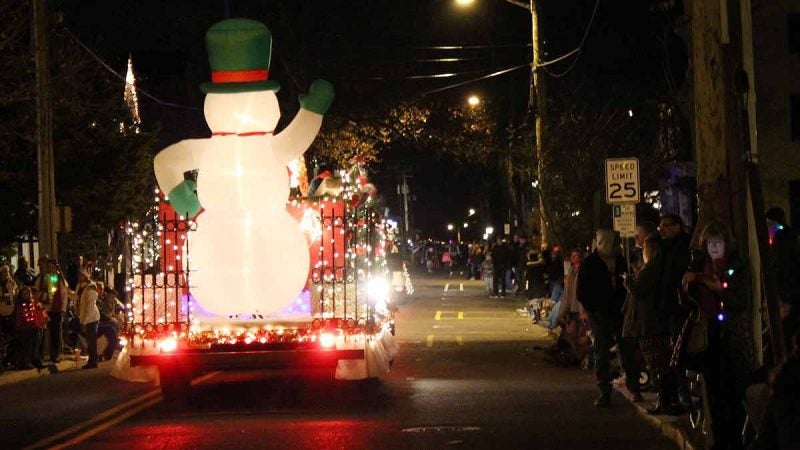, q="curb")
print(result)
[615,385,701,450]
[0,357,98,387]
